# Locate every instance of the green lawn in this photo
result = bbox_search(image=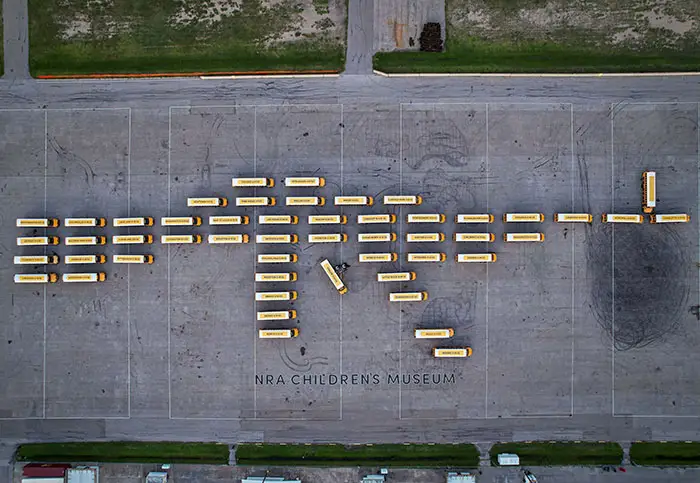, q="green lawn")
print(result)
[490,442,623,466]
[28,0,345,76]
[374,0,700,73]
[630,442,700,466]
[374,39,700,73]
[16,442,229,464]
[237,443,480,467]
